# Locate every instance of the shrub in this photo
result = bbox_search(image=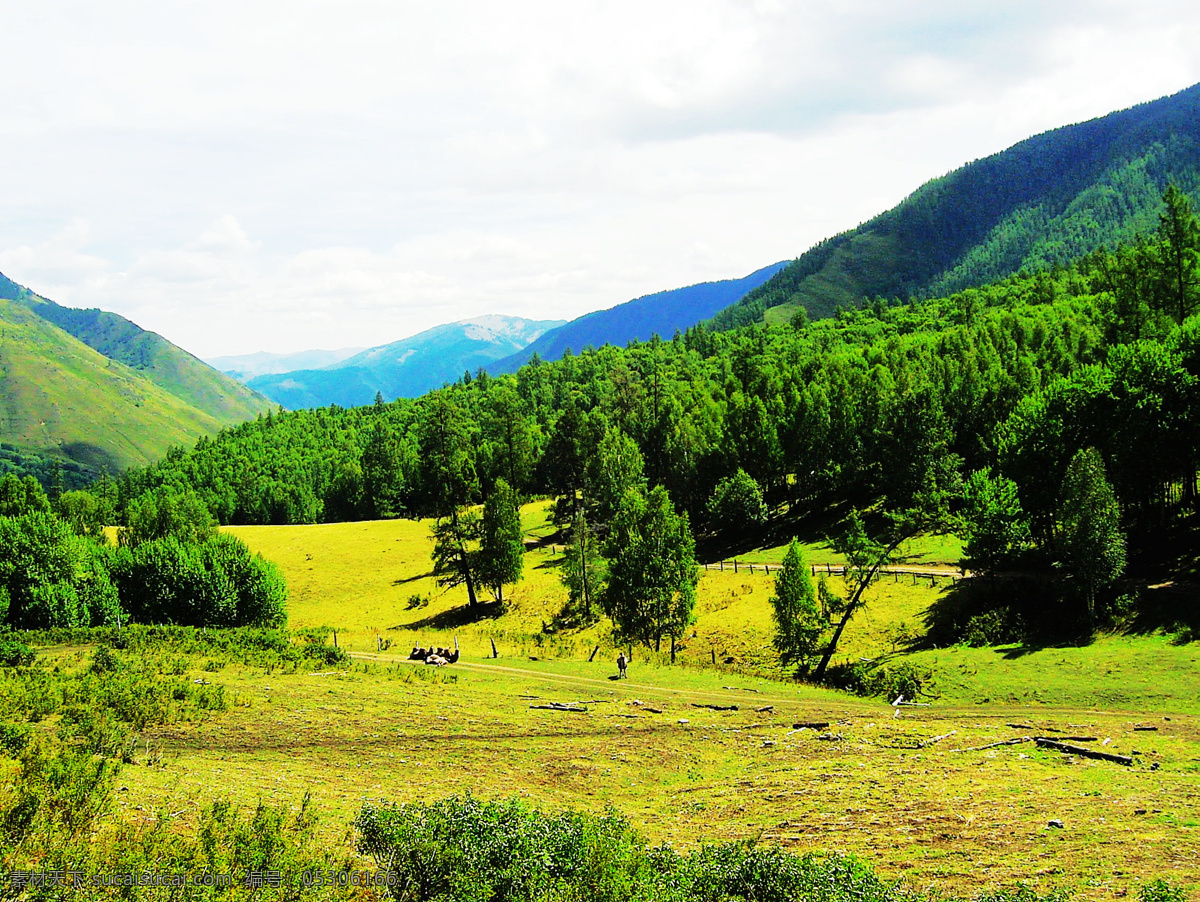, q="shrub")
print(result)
[0,635,35,667]
[706,469,767,534]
